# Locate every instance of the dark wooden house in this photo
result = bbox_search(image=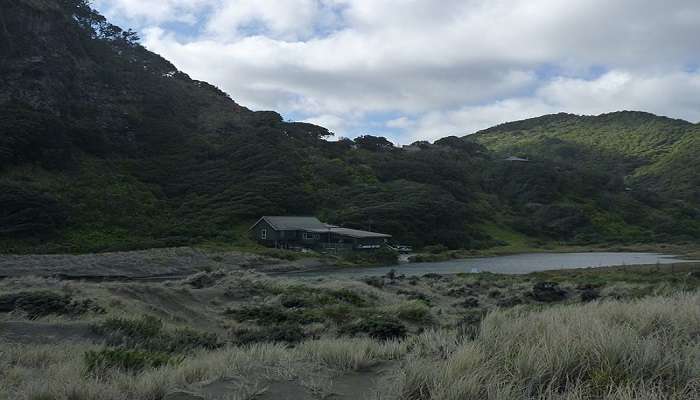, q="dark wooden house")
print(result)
[249,216,391,251]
